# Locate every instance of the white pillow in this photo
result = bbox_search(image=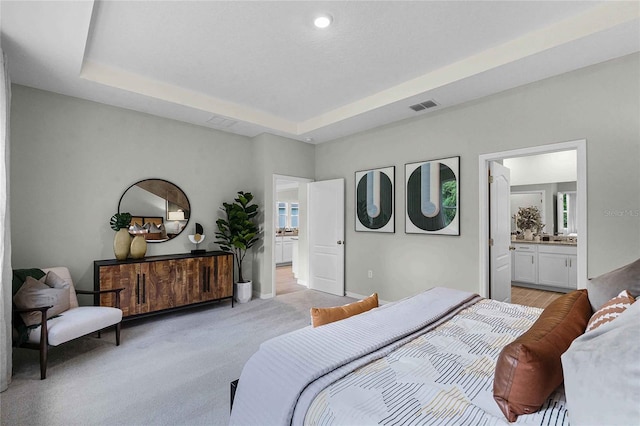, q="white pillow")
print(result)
[561,300,640,425]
